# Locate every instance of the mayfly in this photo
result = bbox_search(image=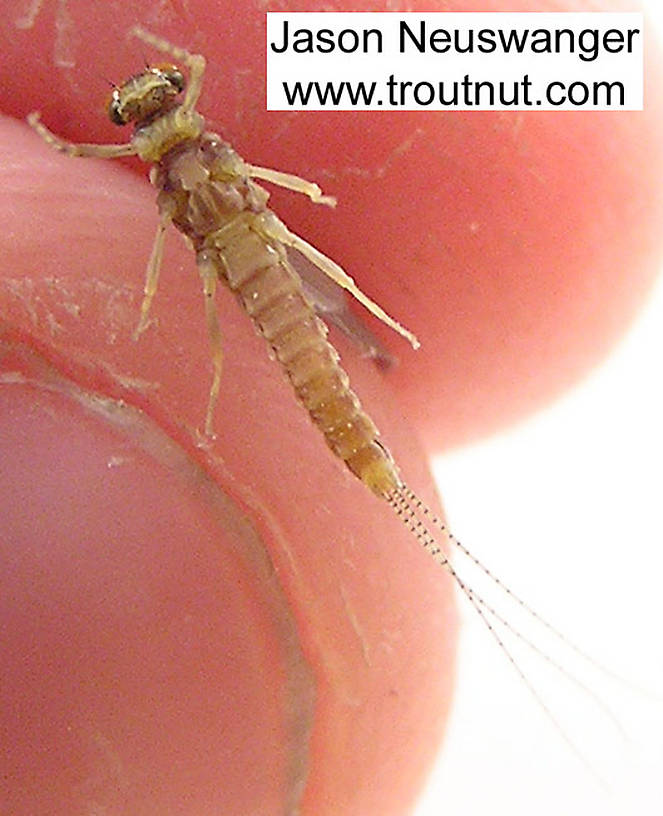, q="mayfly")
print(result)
[28,26,630,771]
